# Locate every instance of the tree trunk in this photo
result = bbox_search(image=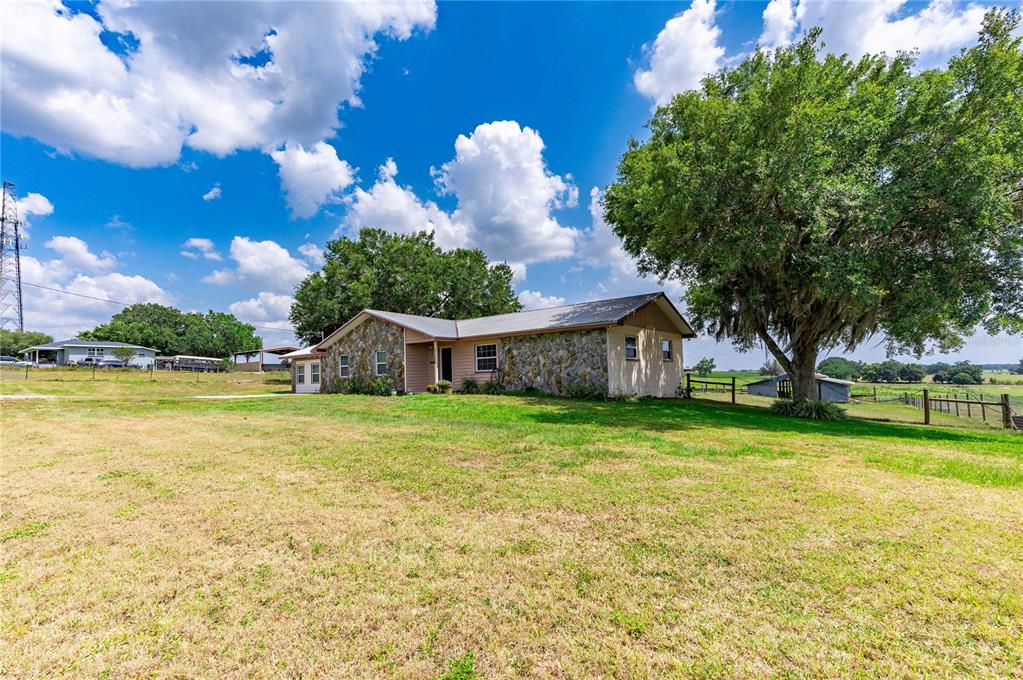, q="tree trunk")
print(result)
[788,348,819,401]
